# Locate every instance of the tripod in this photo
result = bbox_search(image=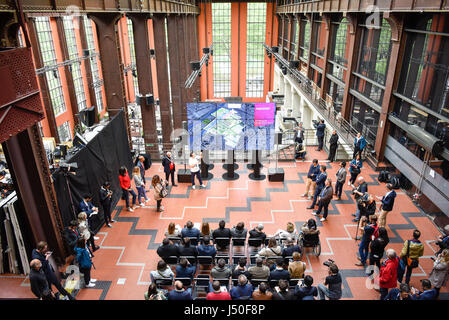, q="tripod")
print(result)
[62,169,77,221]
